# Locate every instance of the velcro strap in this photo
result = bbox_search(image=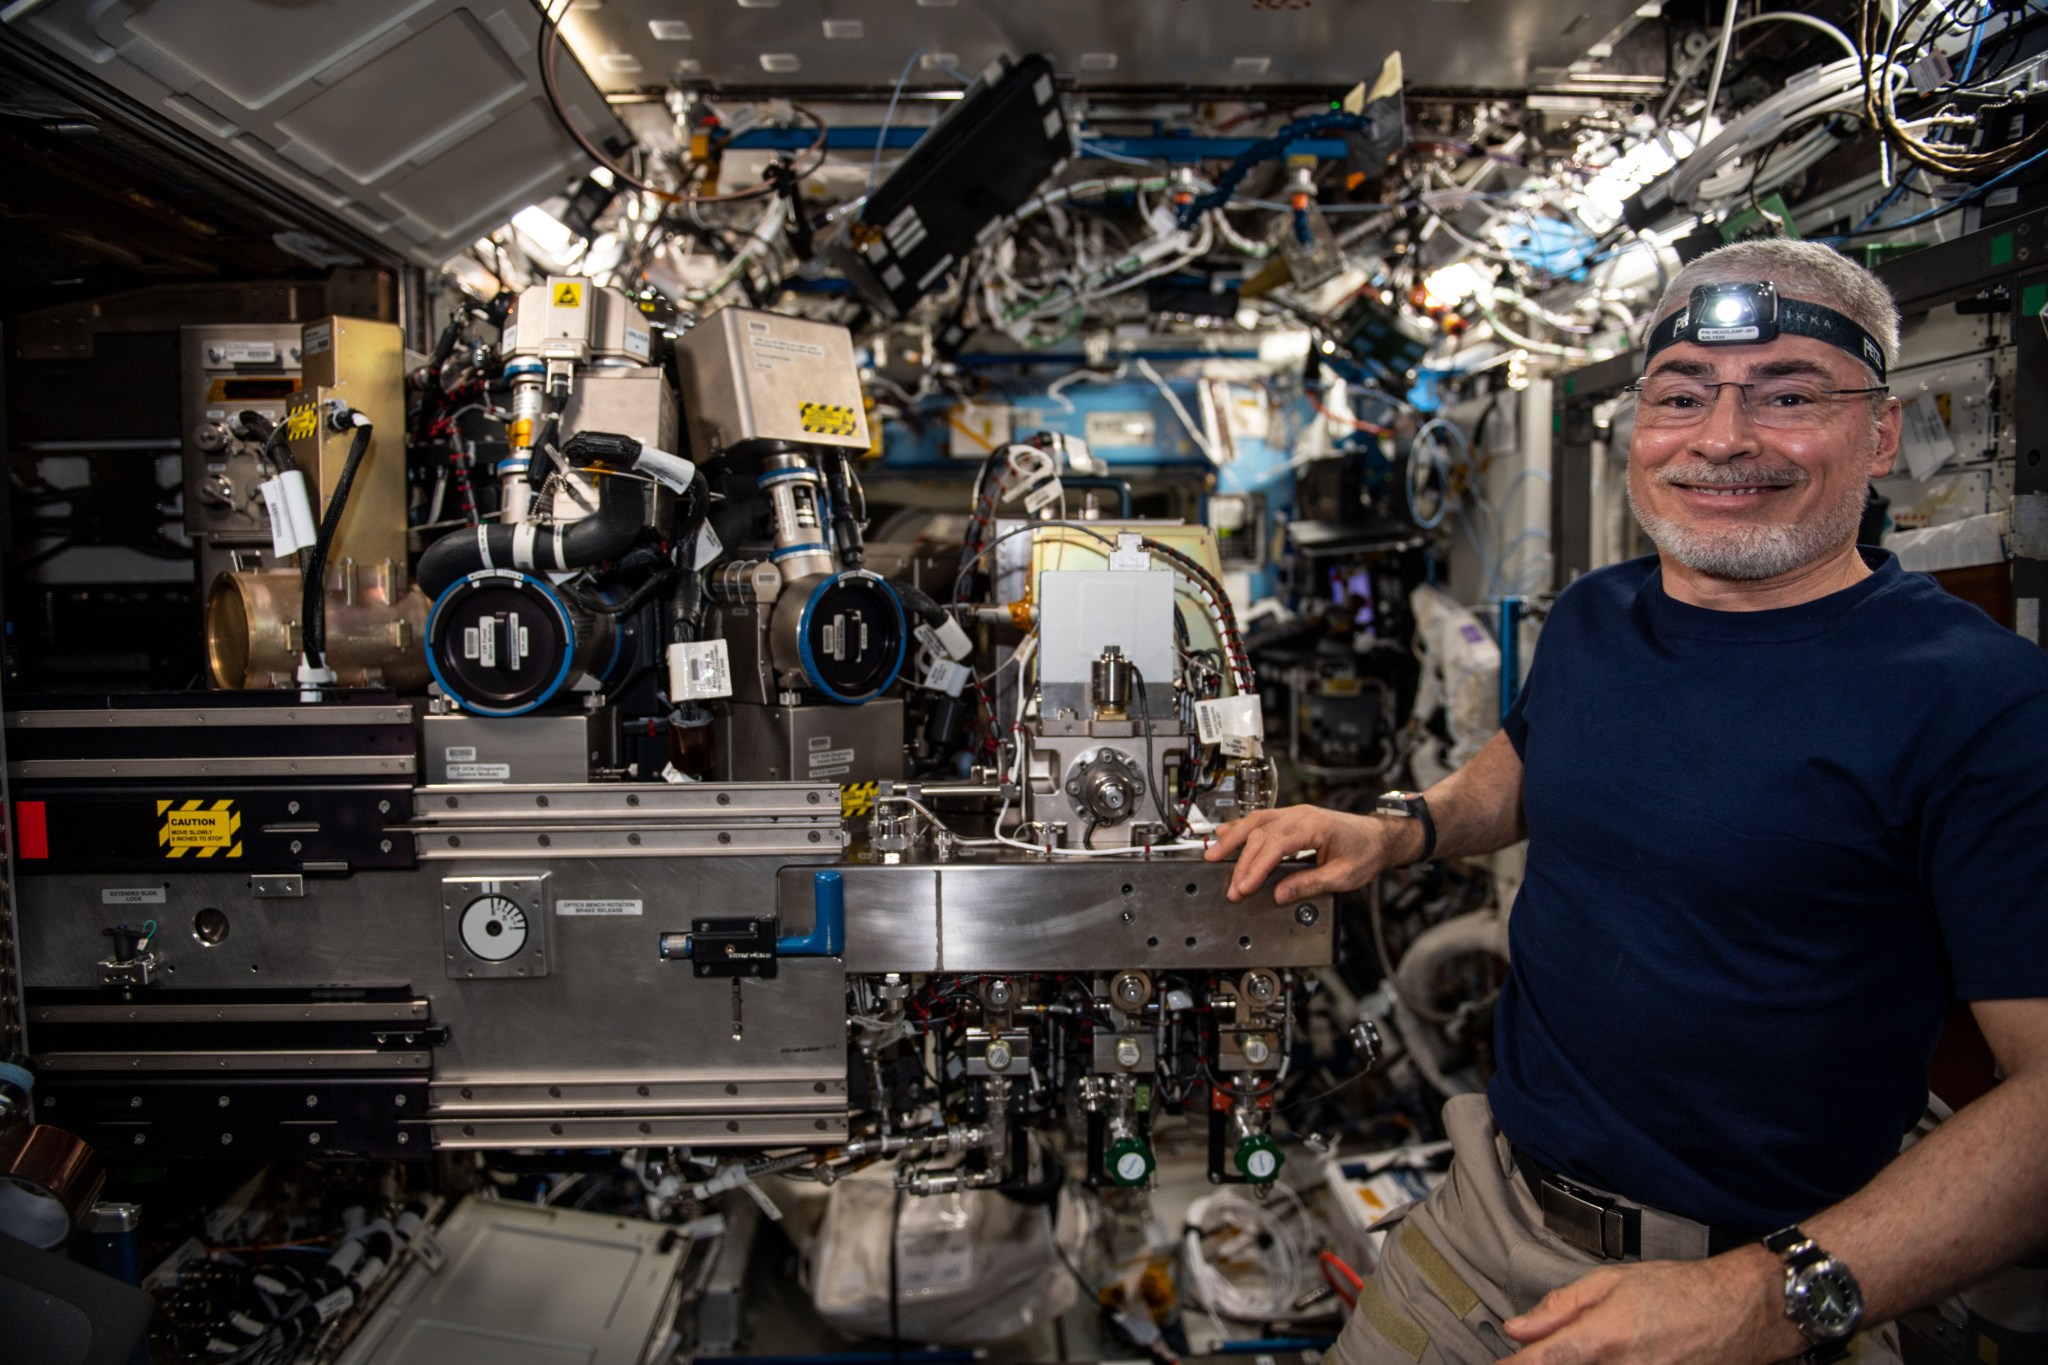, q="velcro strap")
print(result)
[1399,1222,1480,1318]
[1358,1280,1430,1362]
